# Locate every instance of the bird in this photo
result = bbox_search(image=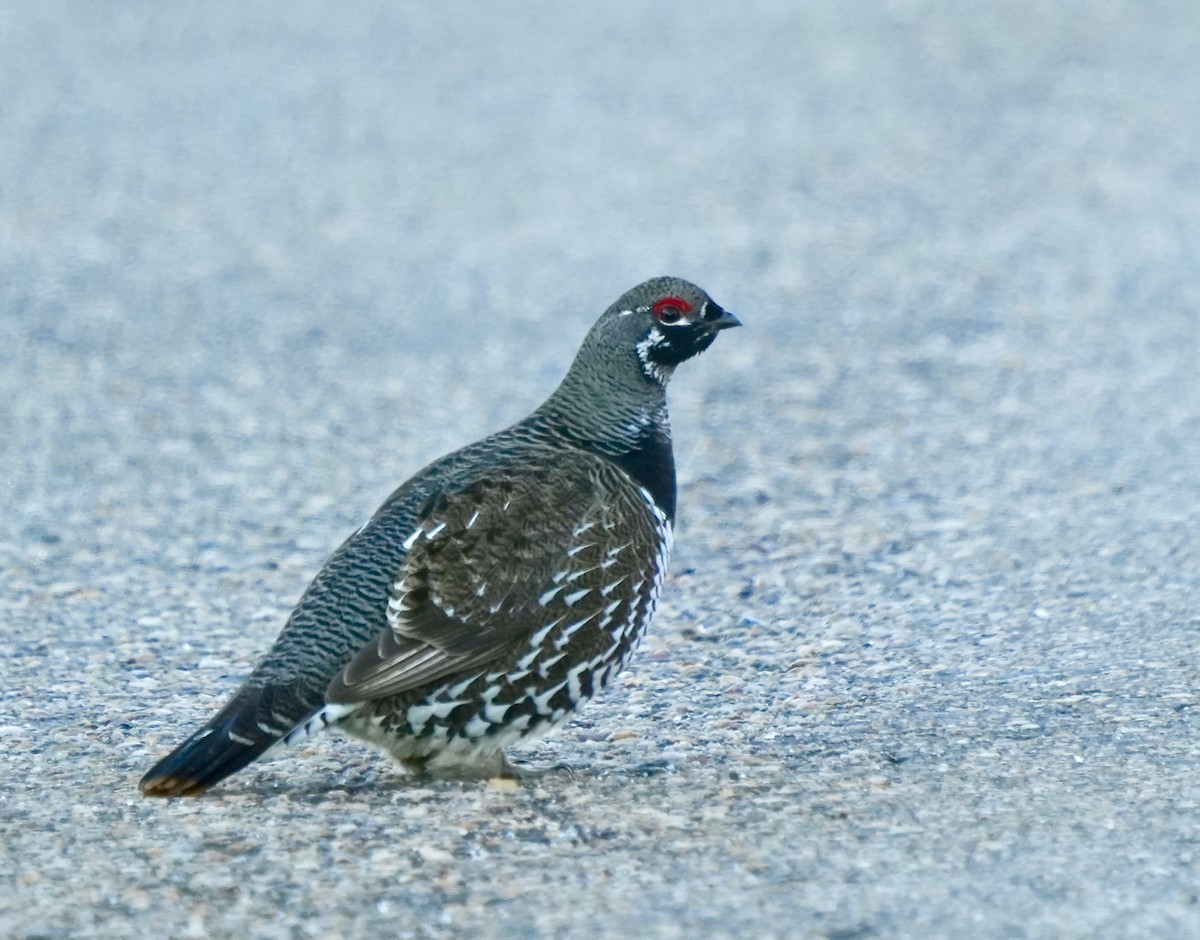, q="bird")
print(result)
[139,276,740,796]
